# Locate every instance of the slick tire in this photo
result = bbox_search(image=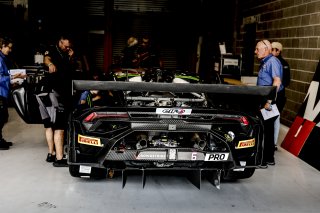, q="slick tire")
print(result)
[69,165,81,177]
[69,165,107,179]
[222,168,255,181]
